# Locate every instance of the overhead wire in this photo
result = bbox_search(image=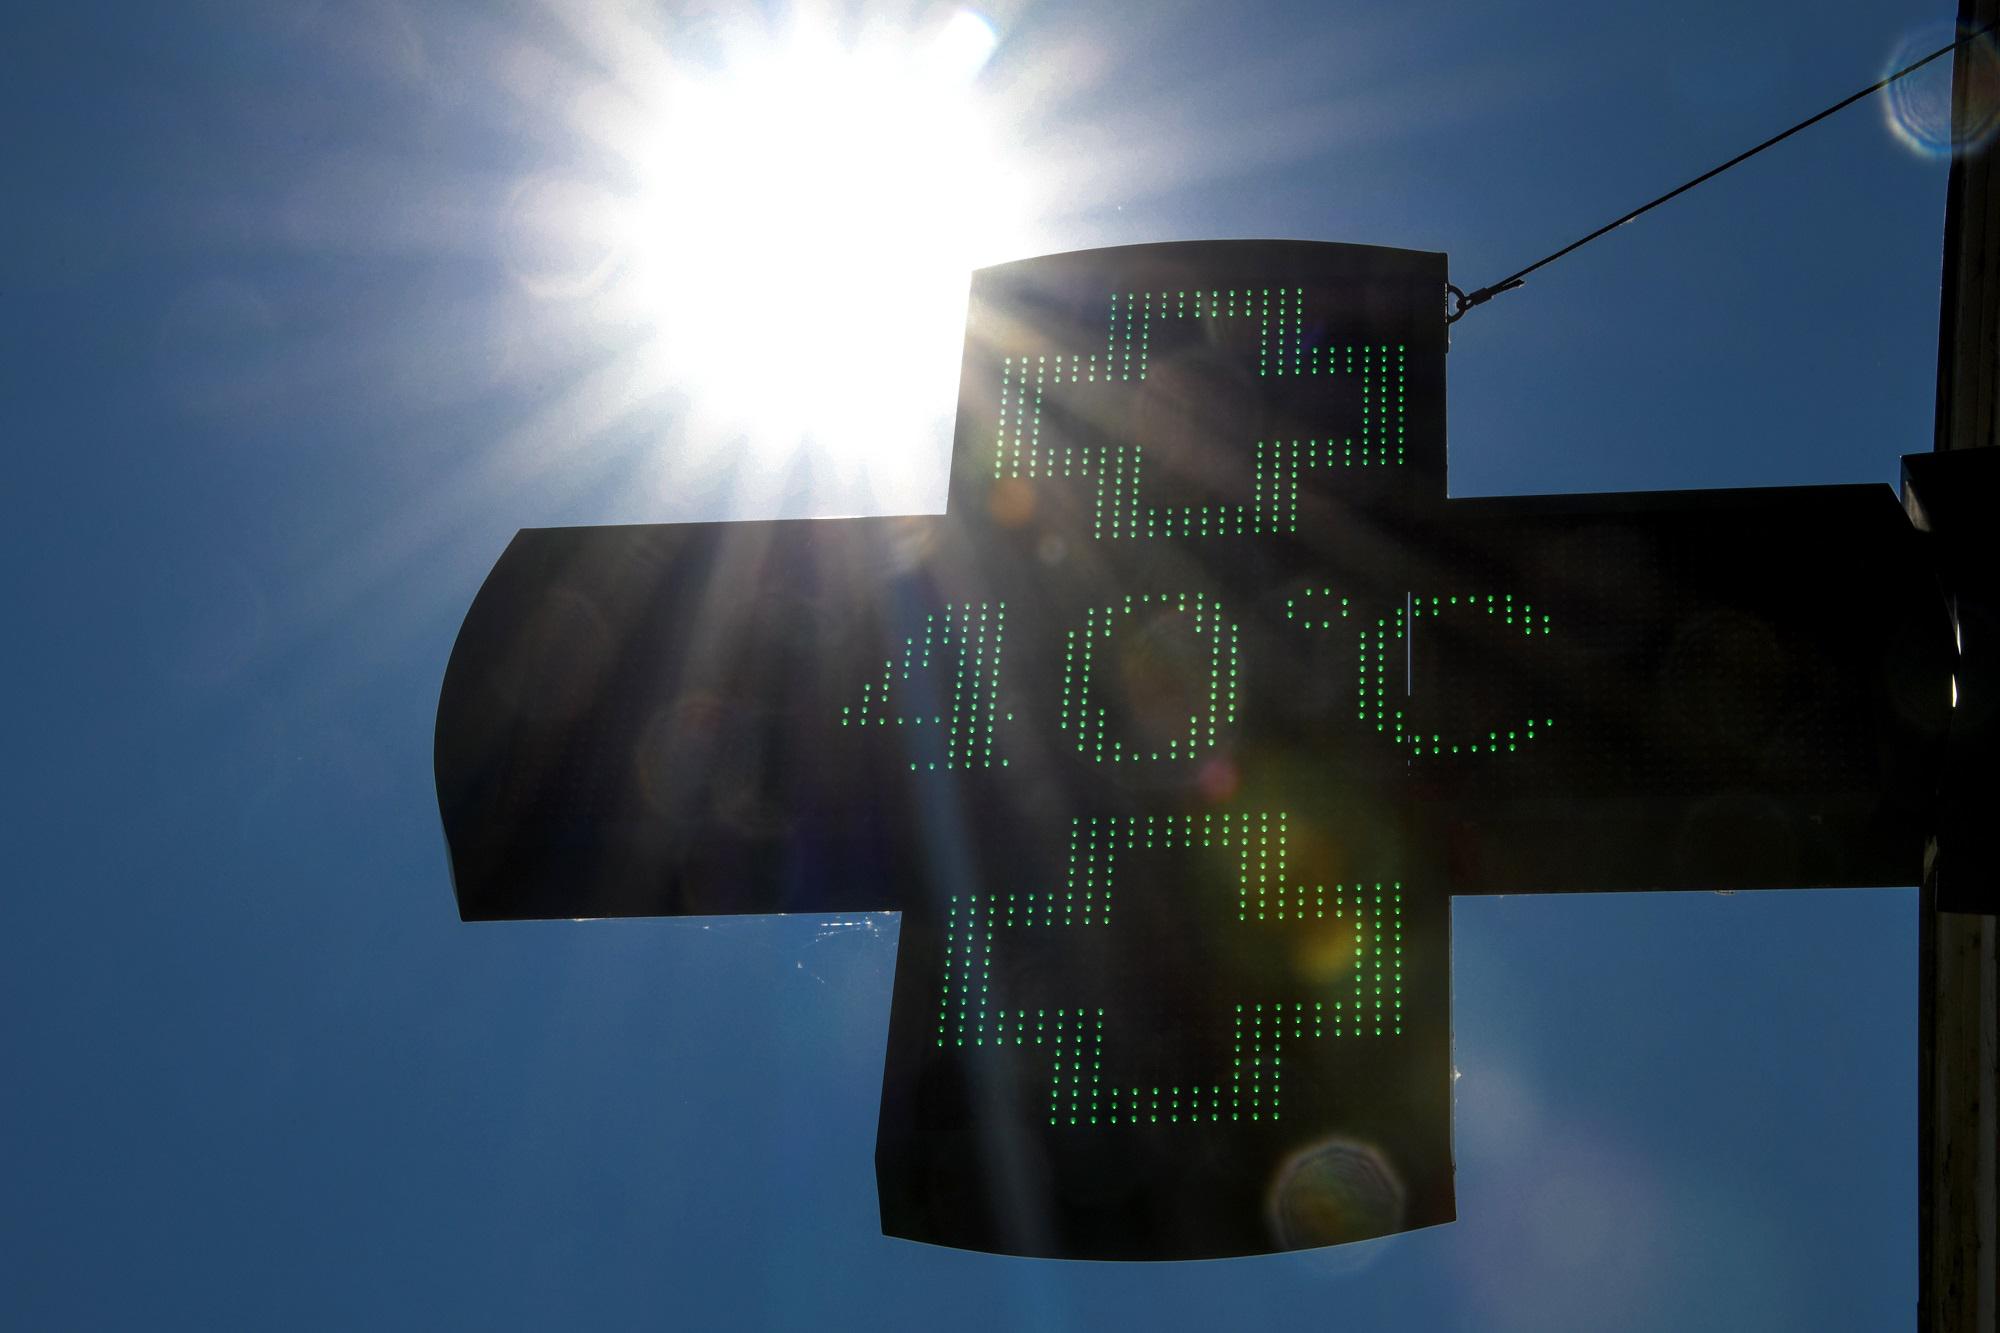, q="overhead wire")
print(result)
[1448,24,1997,324]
